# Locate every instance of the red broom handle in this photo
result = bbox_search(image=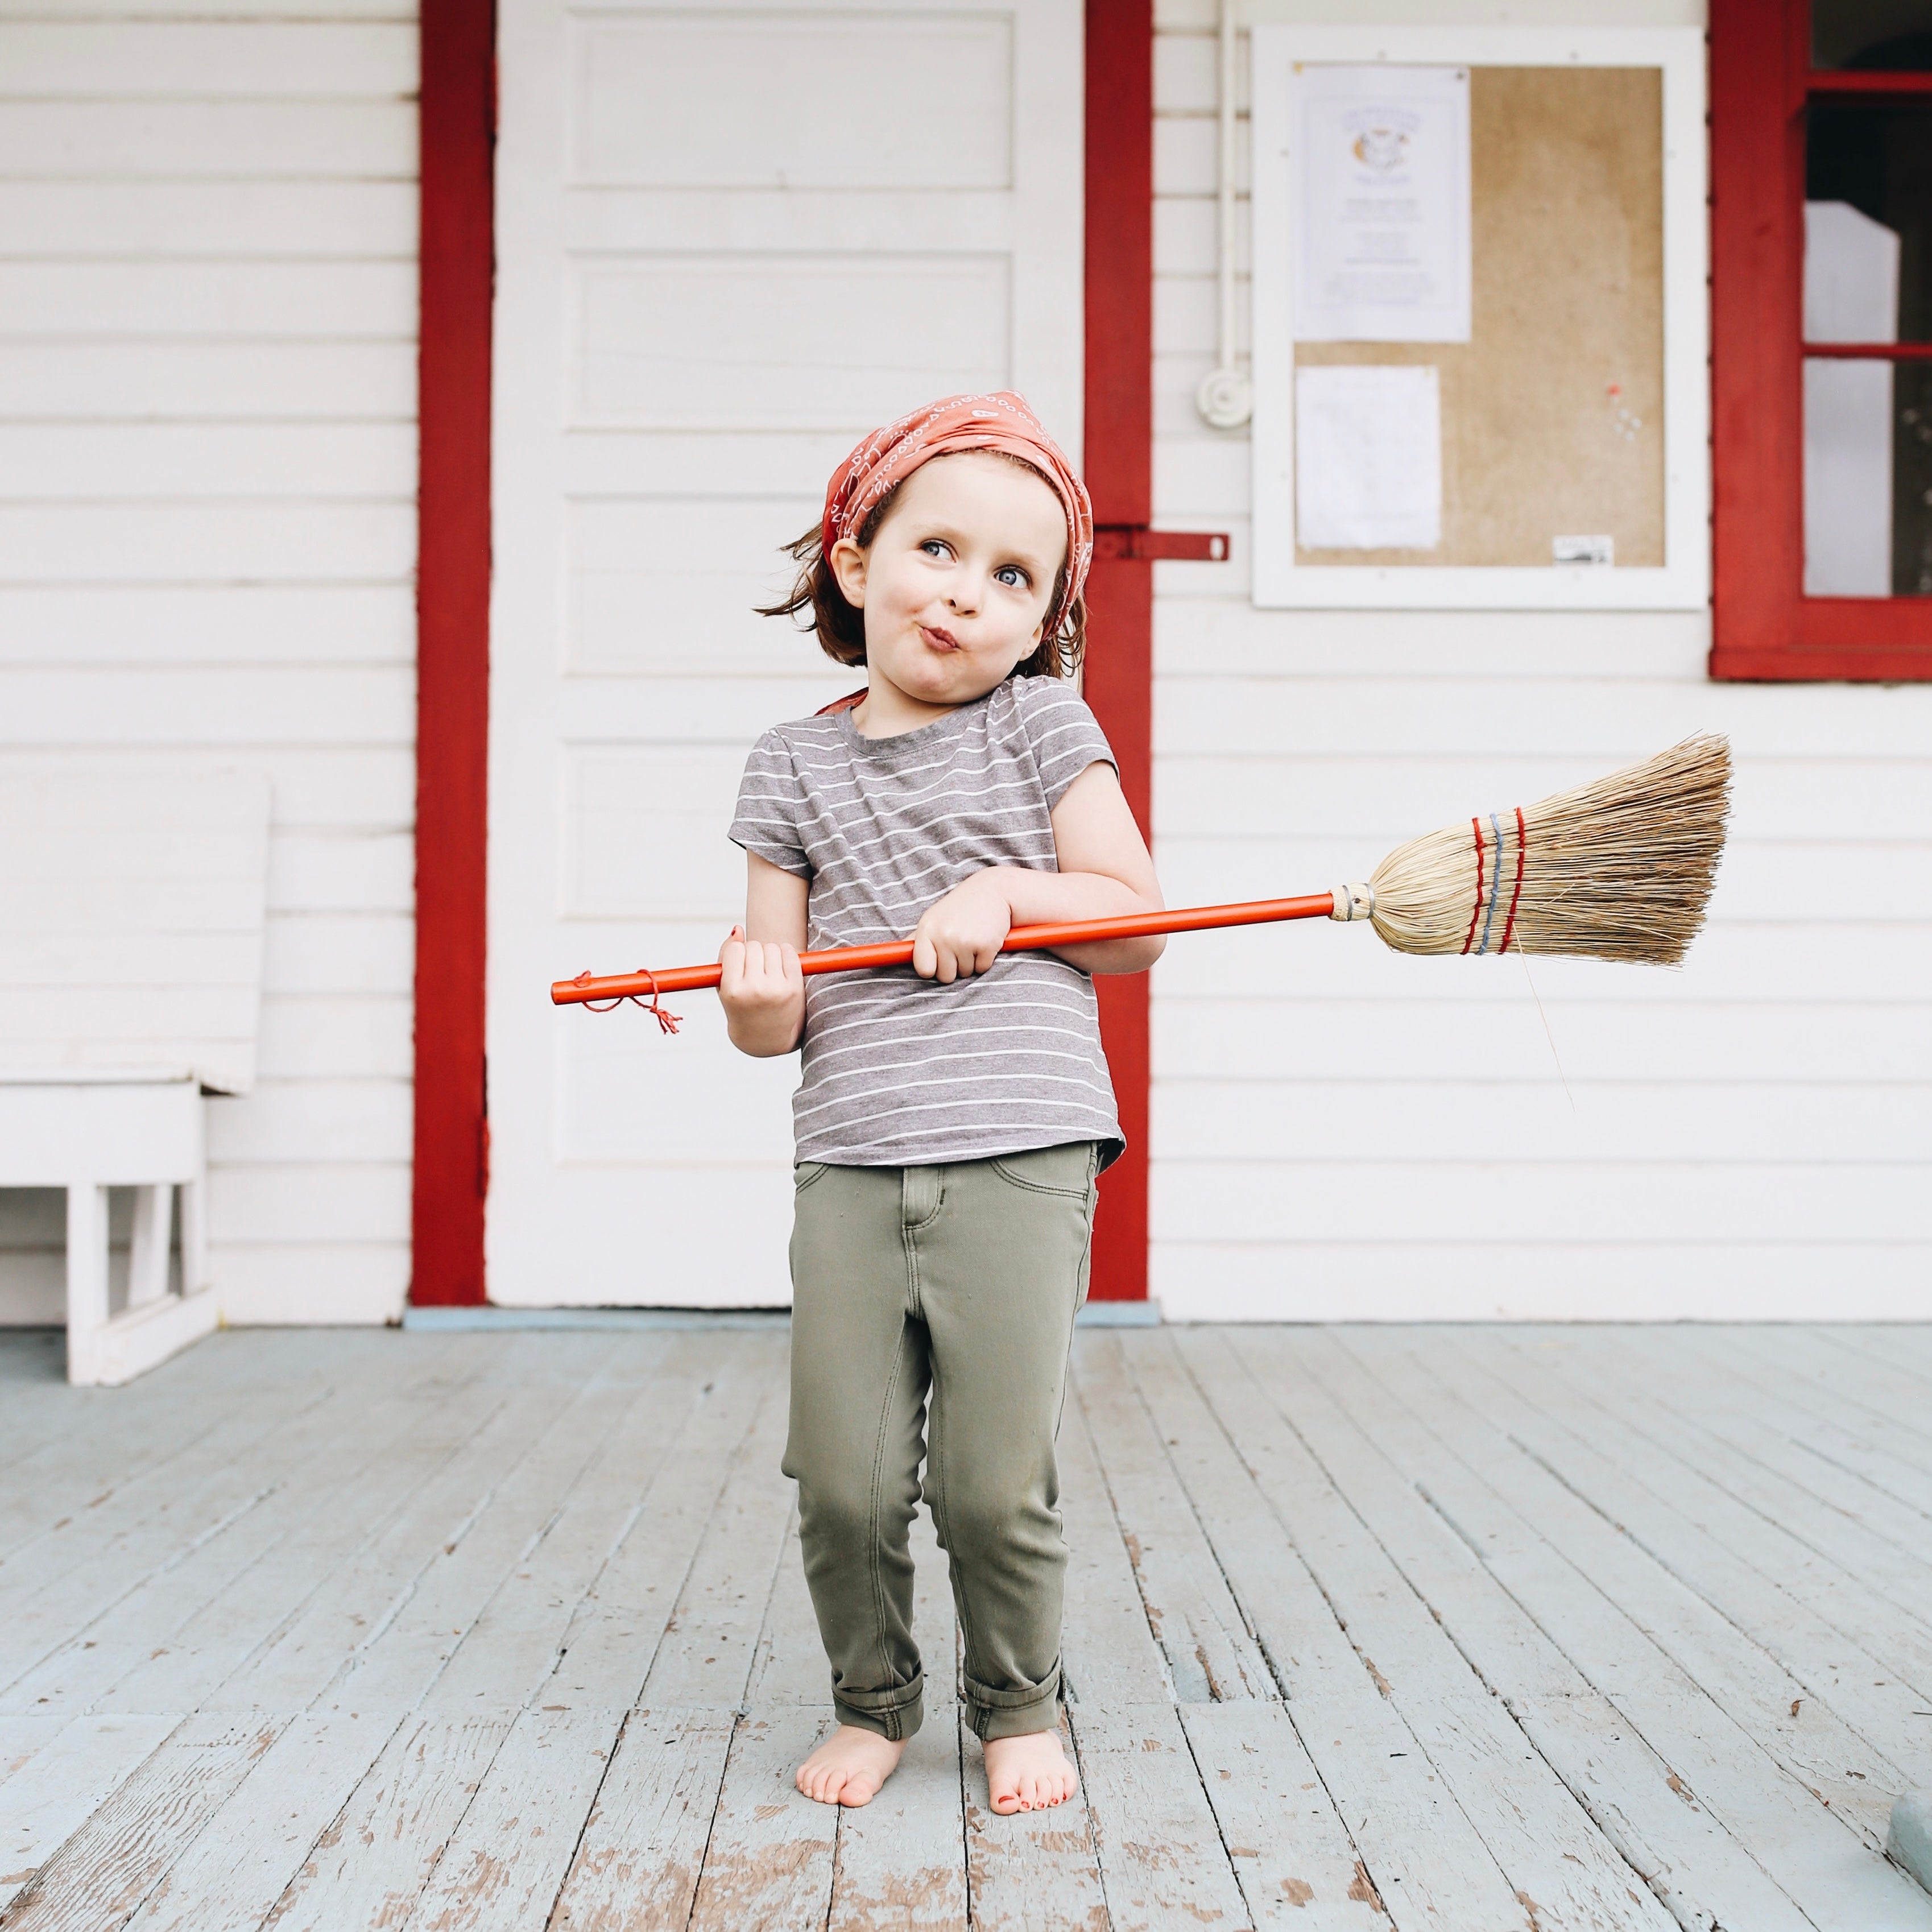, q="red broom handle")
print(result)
[551,892,1337,1006]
